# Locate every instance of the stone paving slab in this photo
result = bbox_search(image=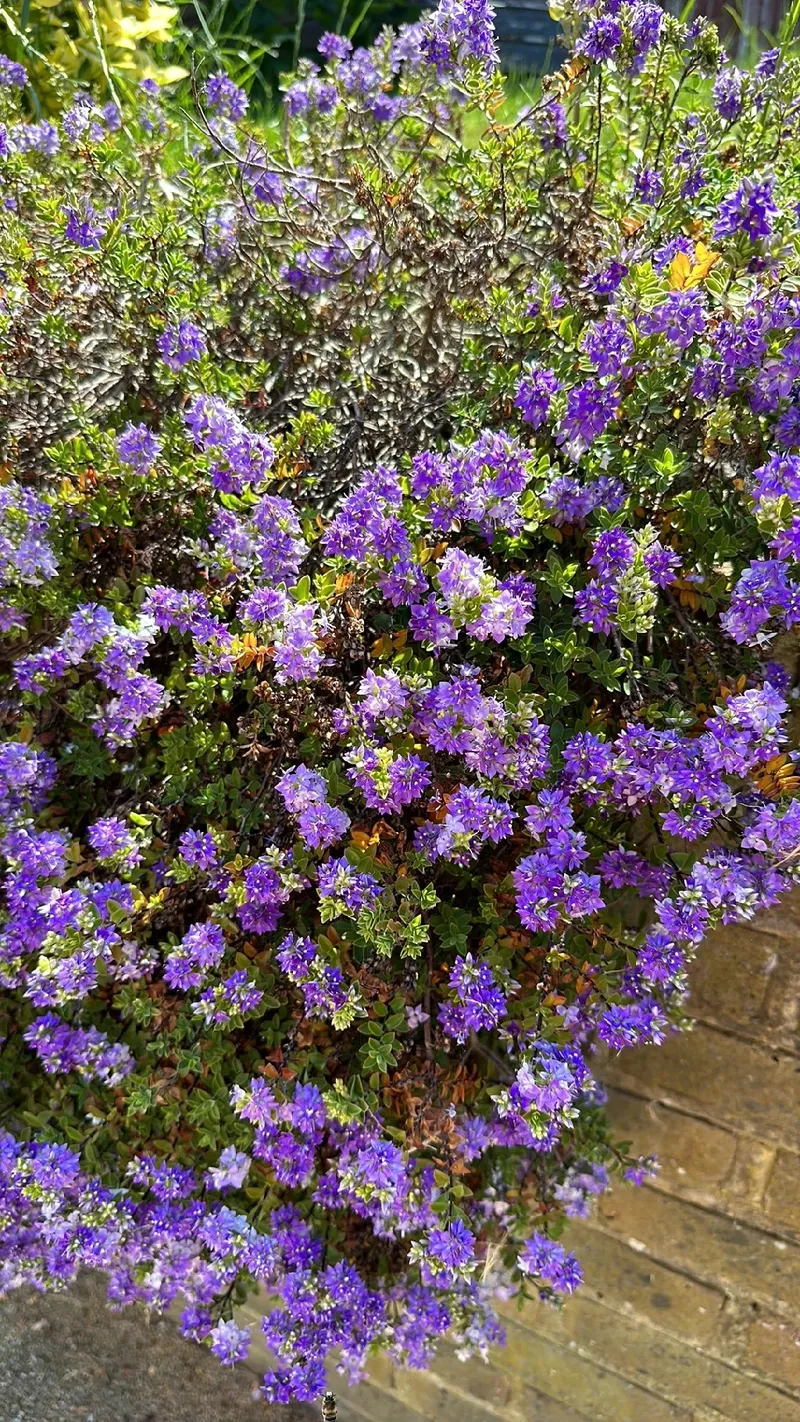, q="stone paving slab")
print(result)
[0,1272,318,1422]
